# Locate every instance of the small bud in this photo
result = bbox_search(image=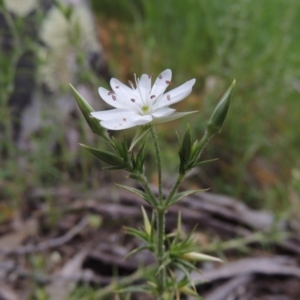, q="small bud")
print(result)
[181,252,223,263]
[70,84,110,141]
[206,79,235,135]
[141,206,151,236]
[179,286,198,297]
